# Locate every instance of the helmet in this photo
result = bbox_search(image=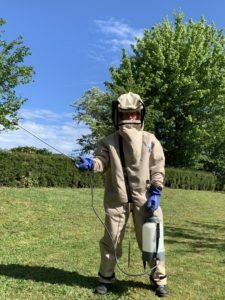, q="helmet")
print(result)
[112,92,145,129]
